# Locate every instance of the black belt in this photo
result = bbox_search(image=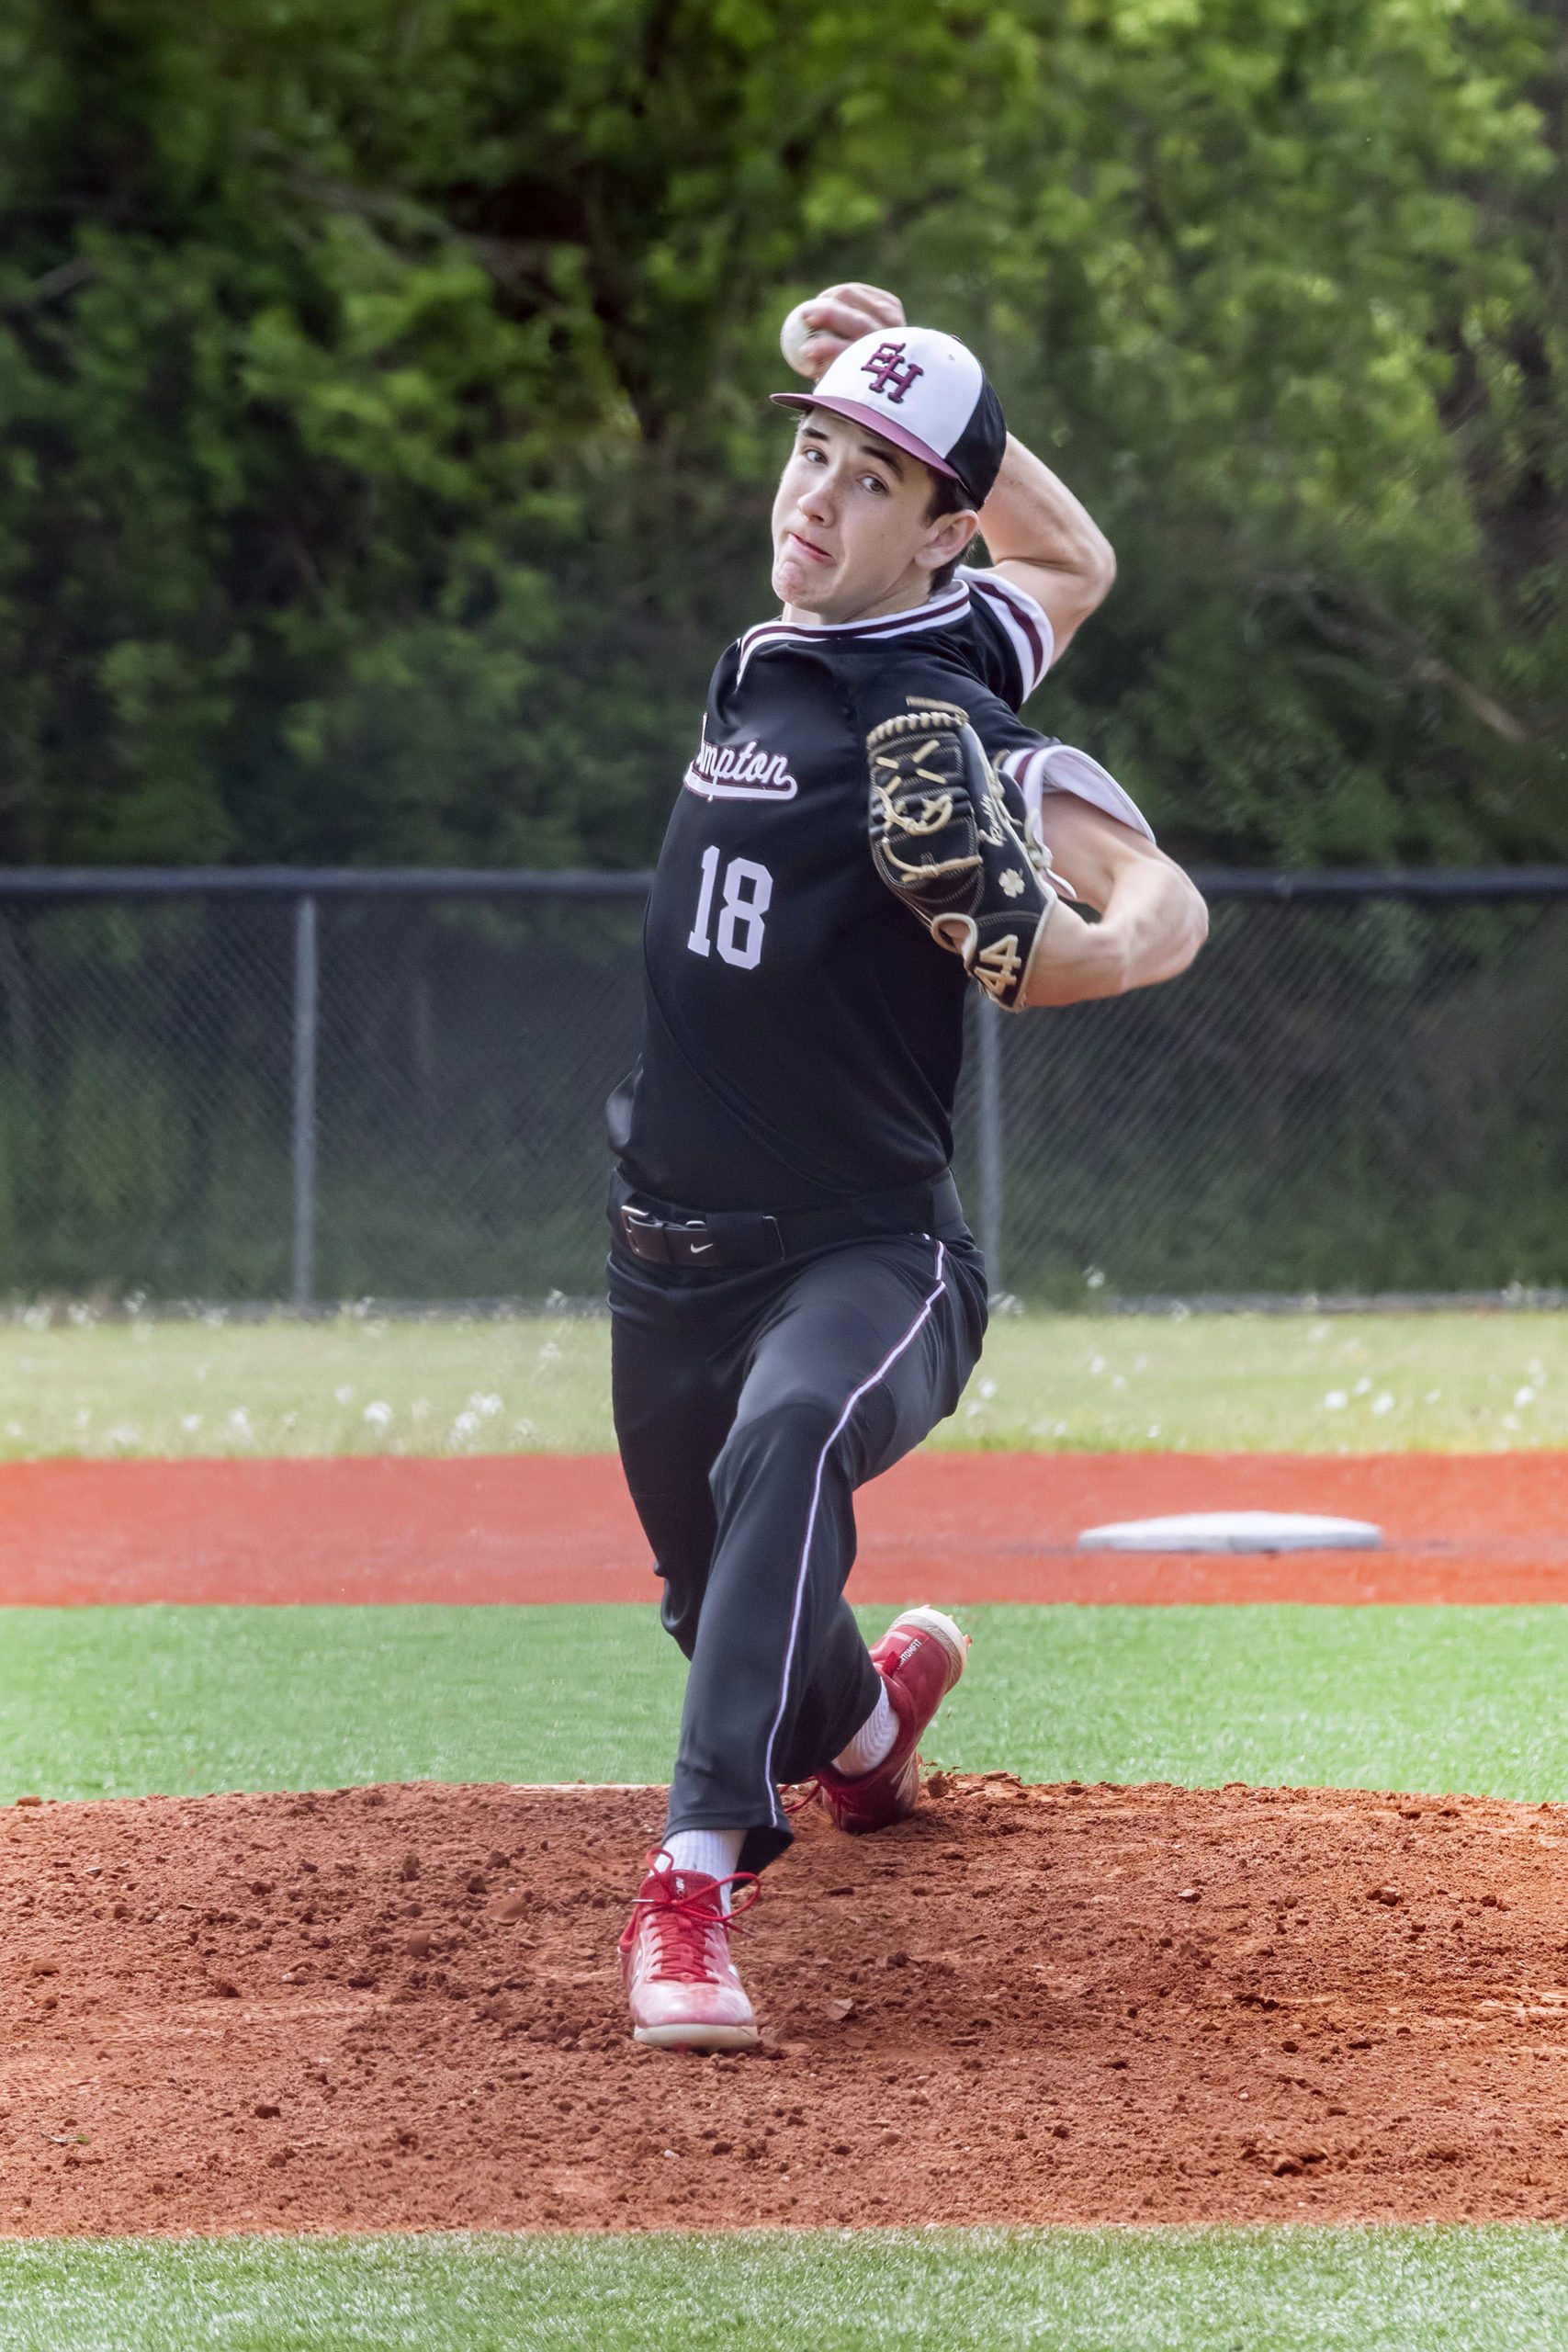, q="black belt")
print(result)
[610,1172,962,1271]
